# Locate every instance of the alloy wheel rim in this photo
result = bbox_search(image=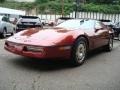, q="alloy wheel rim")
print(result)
[76,43,86,63]
[109,38,113,50]
[3,30,6,37]
[118,34,120,40]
